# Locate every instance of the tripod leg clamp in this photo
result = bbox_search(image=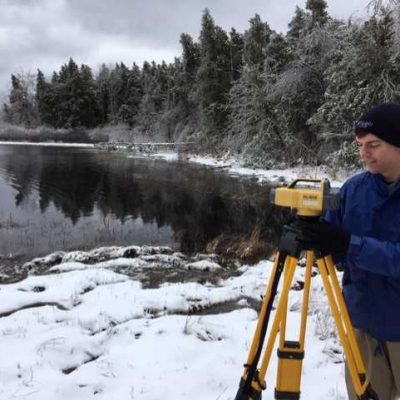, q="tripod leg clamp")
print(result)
[275,341,304,400]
